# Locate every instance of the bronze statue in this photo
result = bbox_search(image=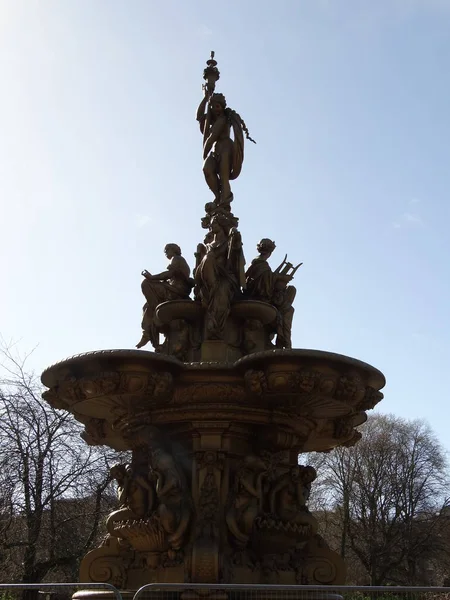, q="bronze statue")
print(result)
[136,244,193,350]
[150,444,191,556]
[194,214,245,339]
[196,54,255,207]
[245,239,277,301]
[225,455,268,548]
[245,239,302,349]
[106,463,156,536]
[269,466,316,515]
[268,465,318,534]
